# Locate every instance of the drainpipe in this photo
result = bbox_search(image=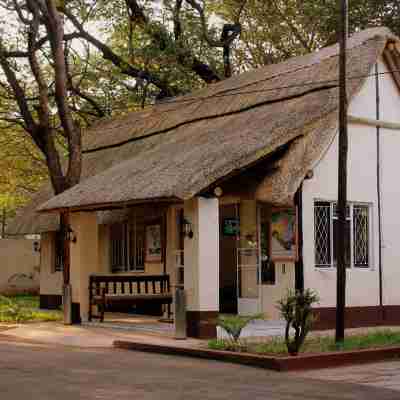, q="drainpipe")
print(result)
[375,63,384,322]
[295,185,304,292]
